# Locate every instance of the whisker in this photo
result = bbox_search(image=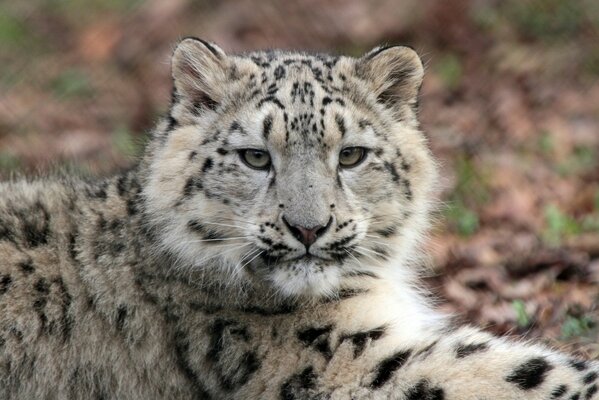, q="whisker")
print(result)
[202,221,249,230]
[355,245,387,258]
[197,242,253,265]
[352,214,399,225]
[216,217,258,226]
[352,247,381,263]
[240,250,264,271]
[233,247,262,270]
[187,236,251,243]
[344,249,362,265]
[364,236,392,248]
